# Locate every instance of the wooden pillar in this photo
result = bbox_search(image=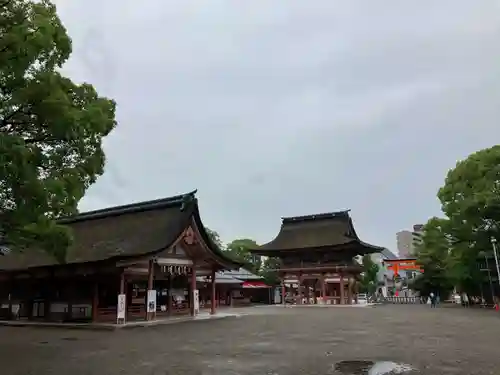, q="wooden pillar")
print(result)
[67,282,74,321]
[313,279,318,304]
[321,273,326,304]
[354,280,359,304]
[146,259,155,321]
[92,281,99,322]
[304,280,310,304]
[210,268,216,315]
[281,279,286,306]
[7,278,13,320]
[297,274,303,304]
[190,264,197,316]
[167,273,173,316]
[339,274,345,305]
